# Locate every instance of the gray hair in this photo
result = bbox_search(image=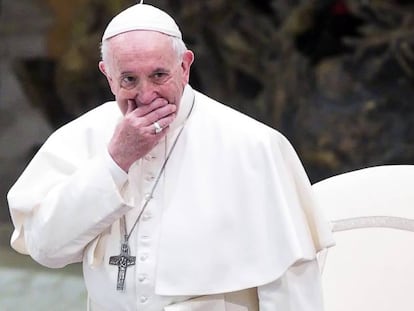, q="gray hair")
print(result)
[100,34,187,65]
